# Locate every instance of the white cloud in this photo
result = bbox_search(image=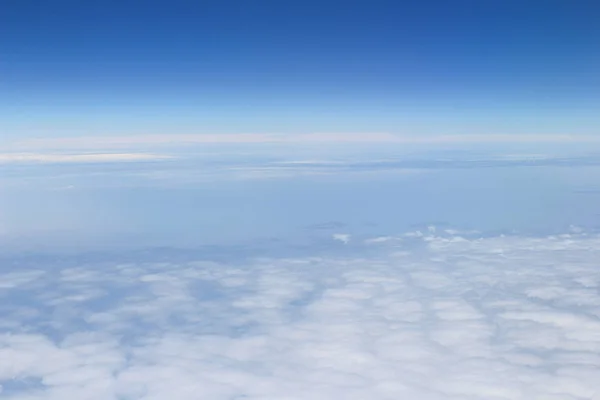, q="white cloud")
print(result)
[0,153,173,165]
[5,133,600,153]
[332,233,351,244]
[2,231,600,399]
[364,236,395,244]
